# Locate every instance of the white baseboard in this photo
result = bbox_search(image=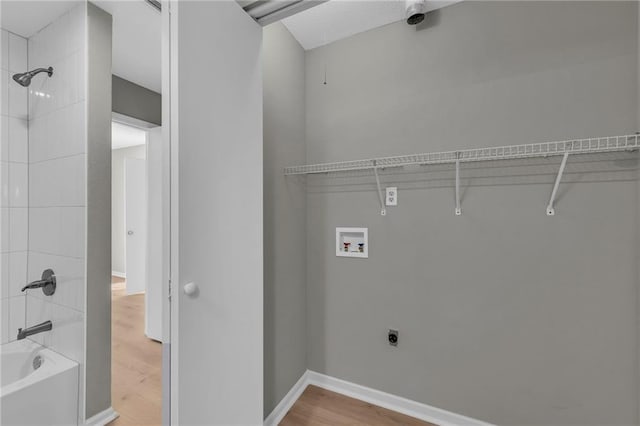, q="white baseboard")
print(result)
[85,407,119,426]
[264,370,493,426]
[111,271,126,279]
[264,371,309,426]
